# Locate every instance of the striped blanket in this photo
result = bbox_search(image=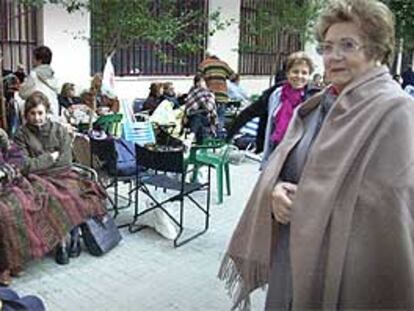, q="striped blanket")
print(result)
[0,150,106,272]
